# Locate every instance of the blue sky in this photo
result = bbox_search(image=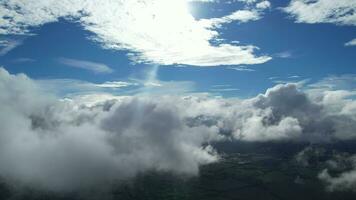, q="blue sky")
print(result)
[0,0,355,97]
